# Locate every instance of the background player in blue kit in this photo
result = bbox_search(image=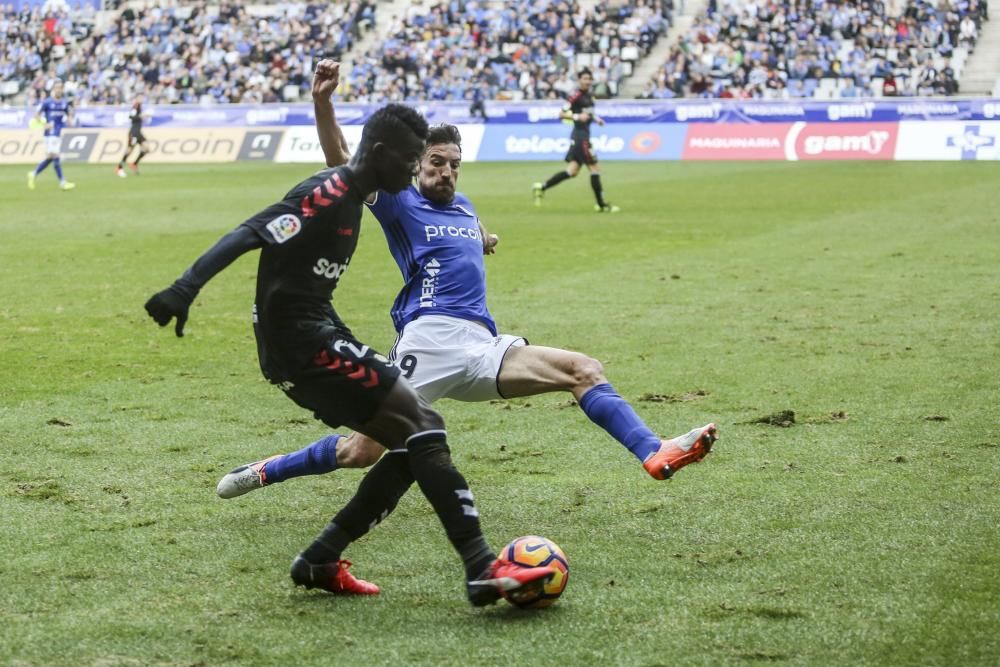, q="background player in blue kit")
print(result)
[27,80,75,191]
[145,101,556,605]
[212,61,716,499]
[532,68,617,213]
